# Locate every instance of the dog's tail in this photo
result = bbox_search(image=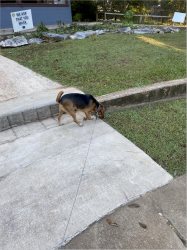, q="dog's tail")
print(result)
[56,90,64,103]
